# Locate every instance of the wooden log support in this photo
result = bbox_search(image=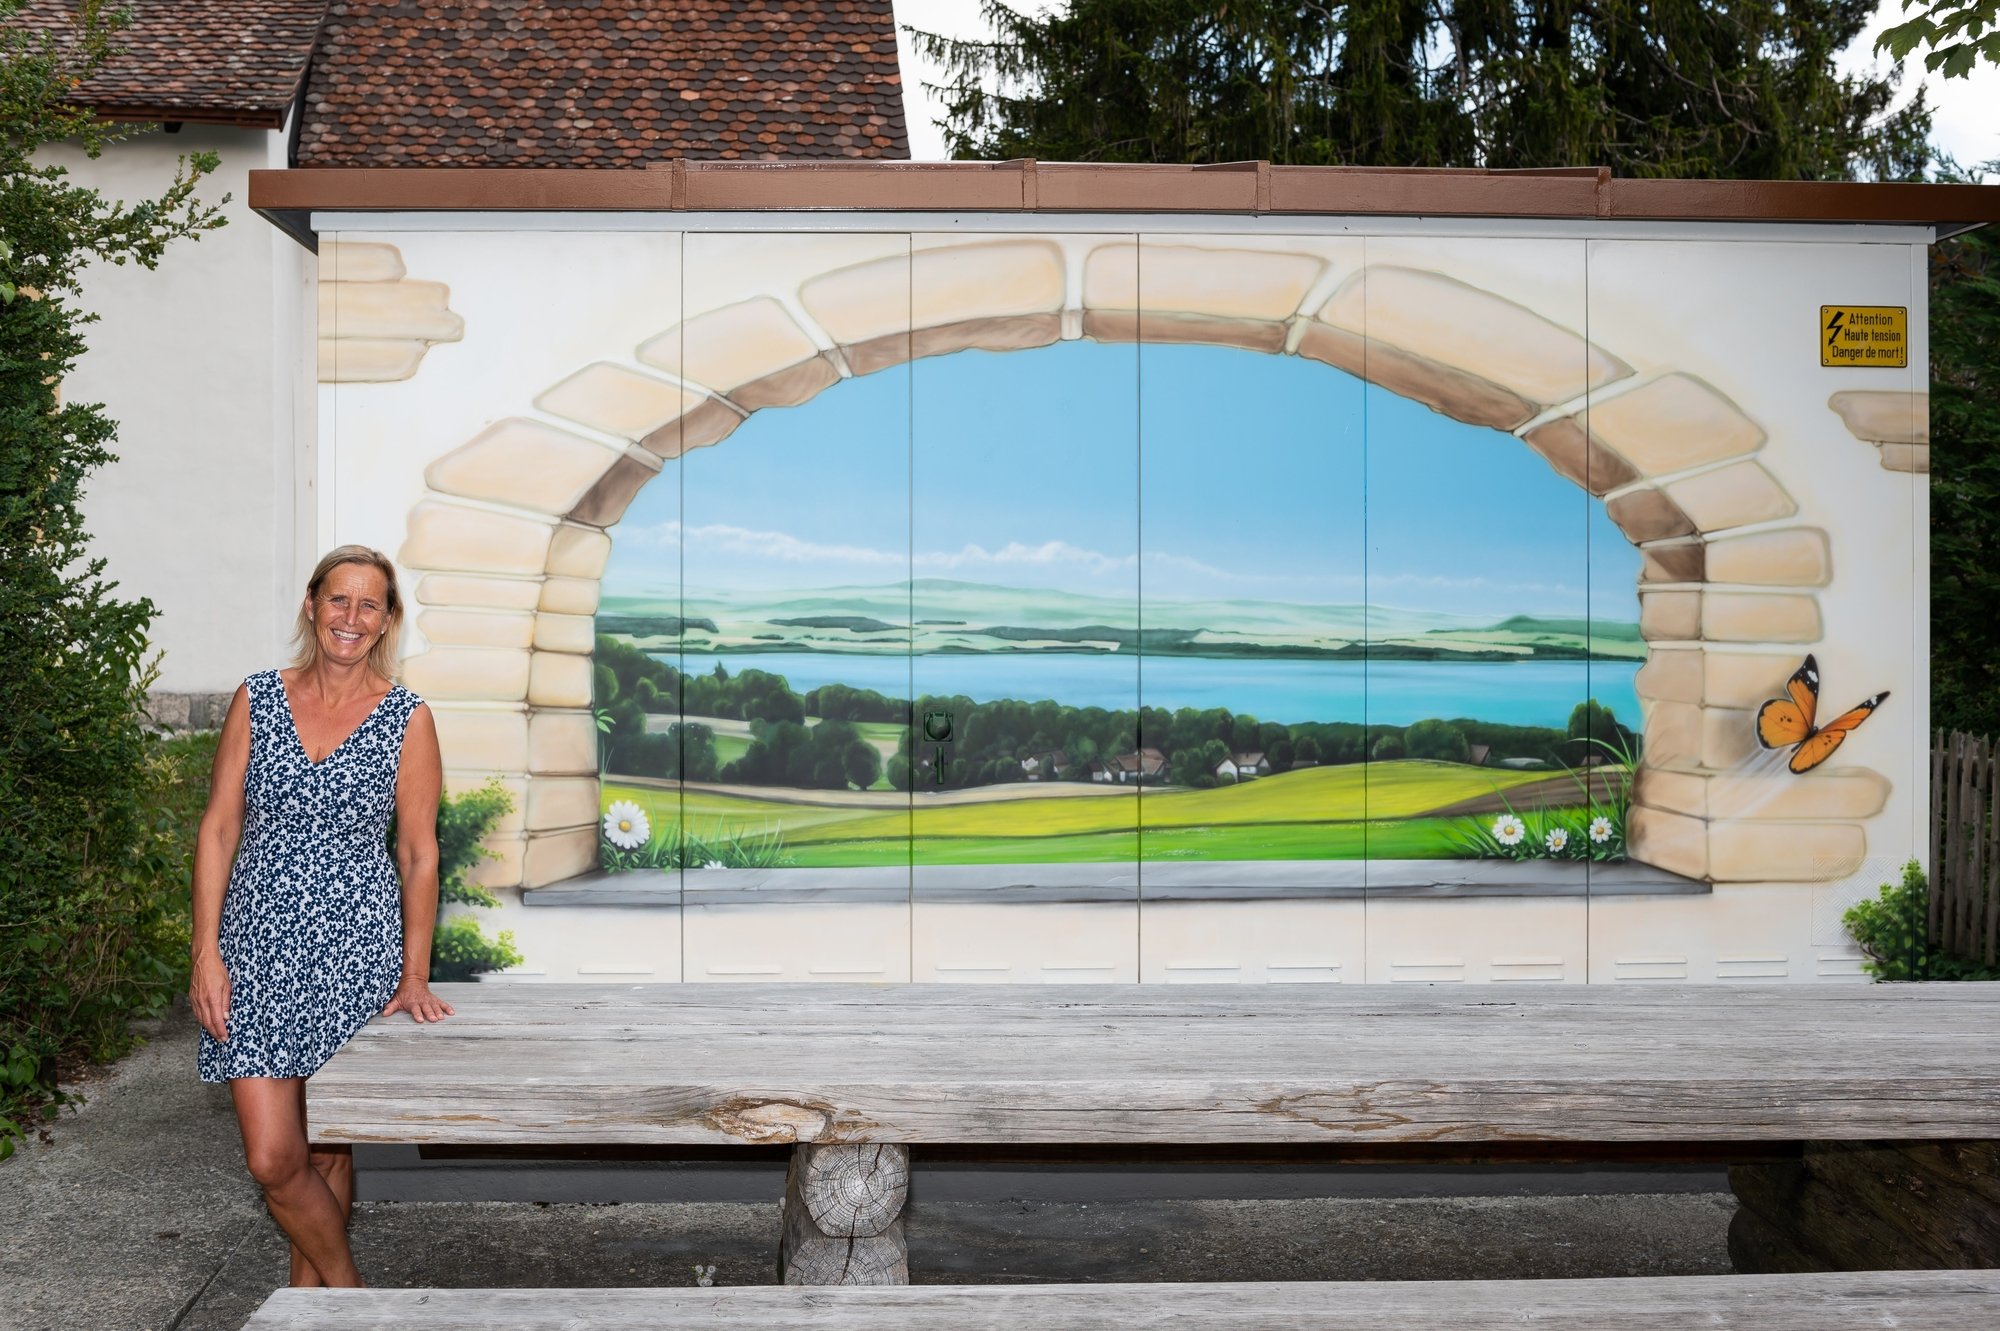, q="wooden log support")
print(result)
[778,1143,911,1286]
[1729,1140,2000,1273]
